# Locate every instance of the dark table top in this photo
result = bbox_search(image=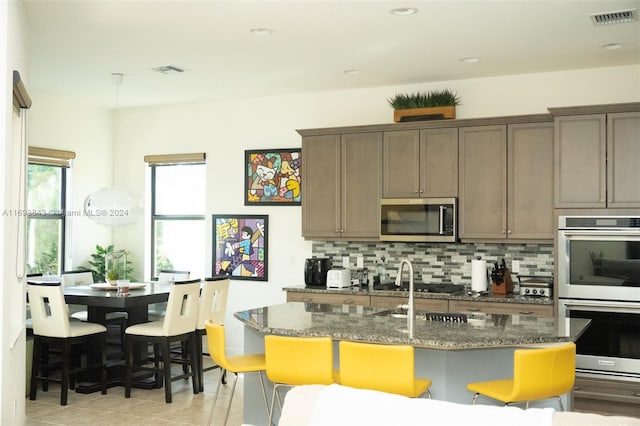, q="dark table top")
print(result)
[63,282,171,309]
